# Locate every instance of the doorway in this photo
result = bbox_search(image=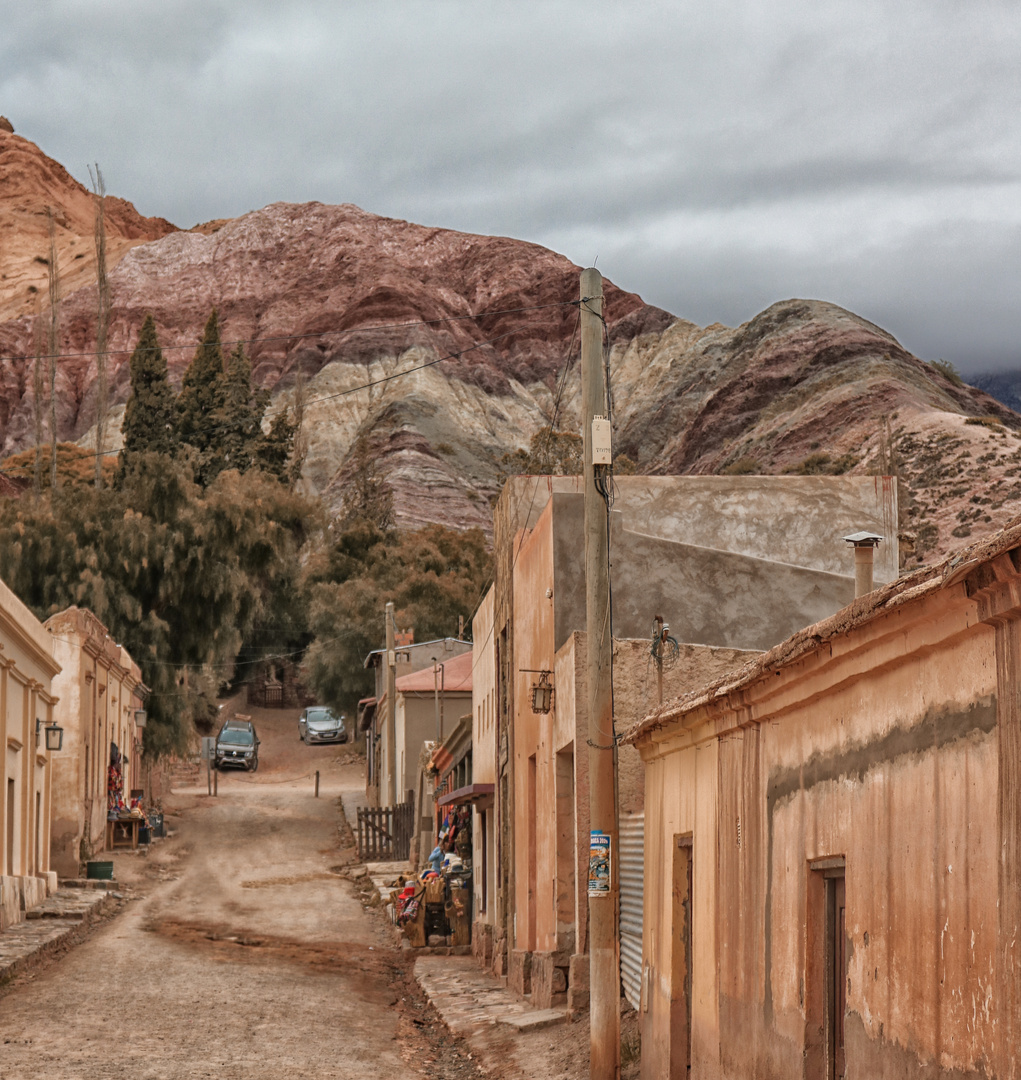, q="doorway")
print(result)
[671,834,693,1077]
[6,778,15,876]
[554,746,575,937]
[807,858,847,1079]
